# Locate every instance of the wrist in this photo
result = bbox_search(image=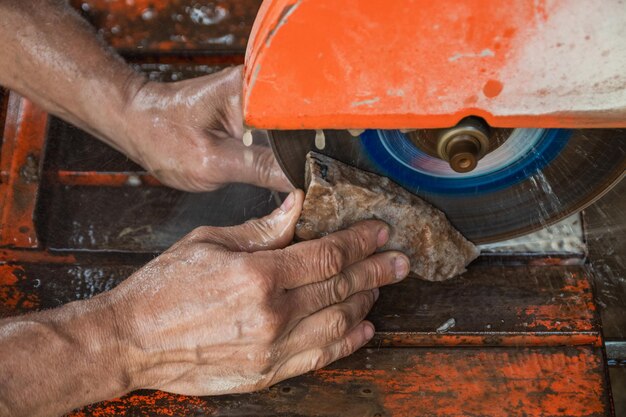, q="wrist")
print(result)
[56,295,138,399]
[116,79,168,168]
[0,295,137,417]
[97,71,153,162]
